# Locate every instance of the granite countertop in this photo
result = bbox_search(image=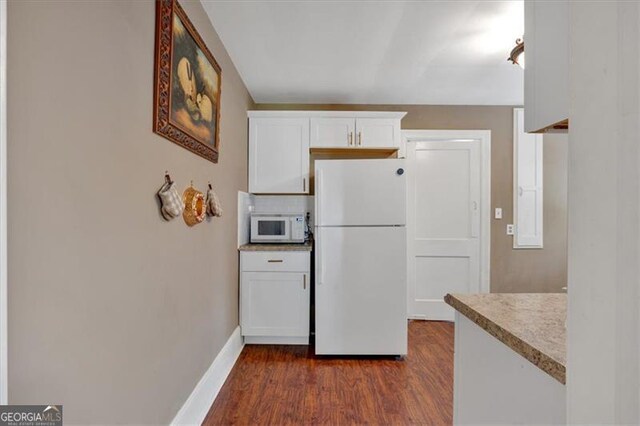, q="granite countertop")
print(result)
[445,293,566,384]
[238,241,313,252]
